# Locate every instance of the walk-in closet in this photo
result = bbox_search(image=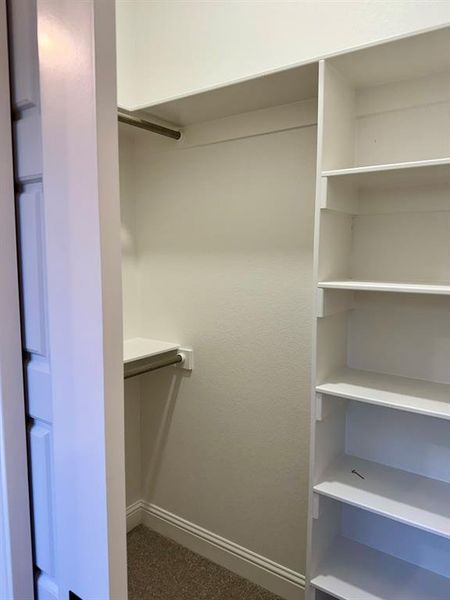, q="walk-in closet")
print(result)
[118,25,450,600]
[4,2,450,599]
